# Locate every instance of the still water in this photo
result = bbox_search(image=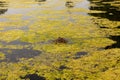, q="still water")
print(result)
[0,0,91,62]
[0,0,119,62]
[0,0,120,80]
